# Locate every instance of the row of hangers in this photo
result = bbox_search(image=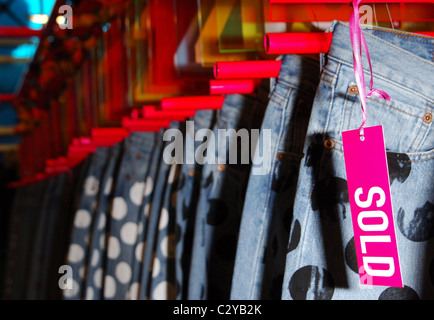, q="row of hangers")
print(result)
[9,0,434,188]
